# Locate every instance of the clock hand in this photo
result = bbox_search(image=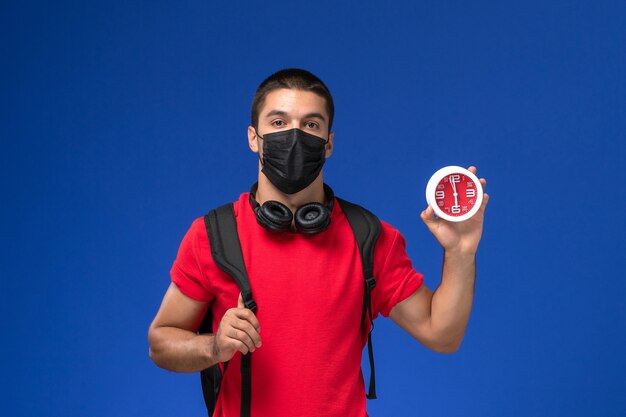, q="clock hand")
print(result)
[450,176,458,206]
